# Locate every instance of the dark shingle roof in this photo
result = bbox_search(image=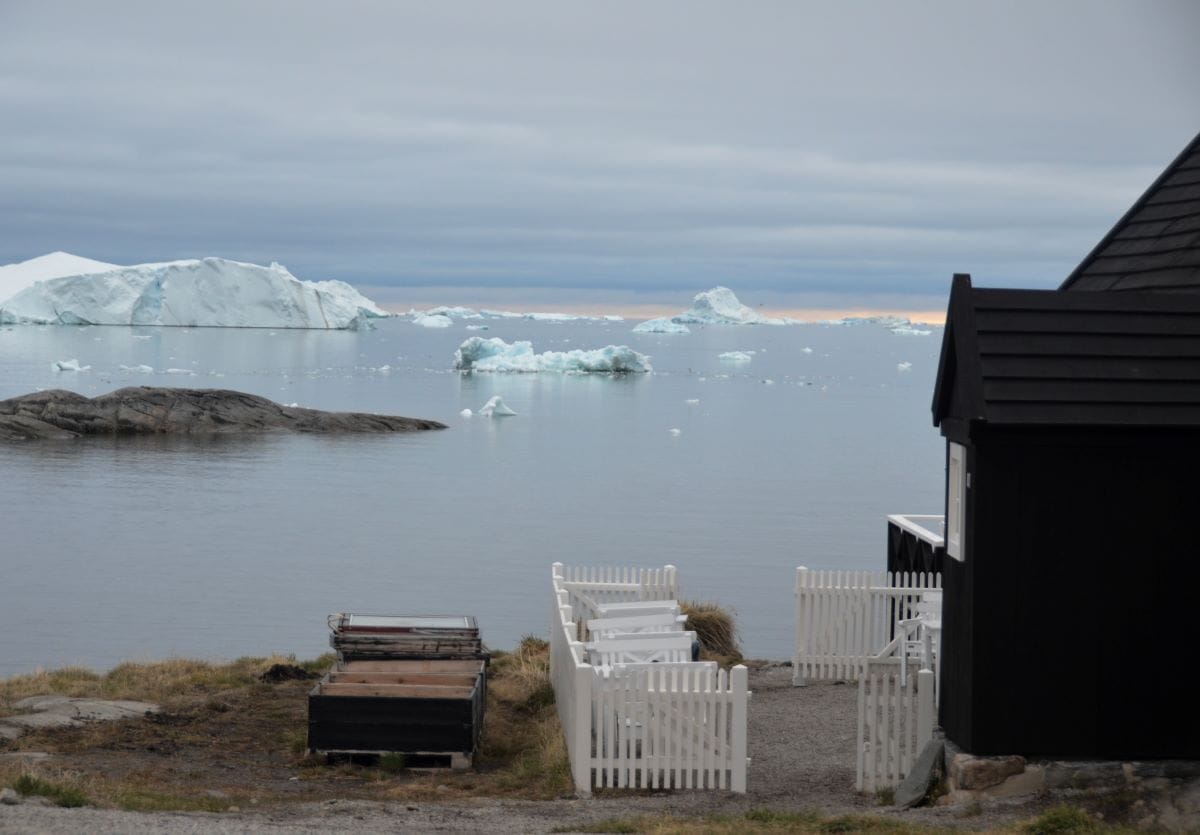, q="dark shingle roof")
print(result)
[1061,131,1200,292]
[934,273,1200,428]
